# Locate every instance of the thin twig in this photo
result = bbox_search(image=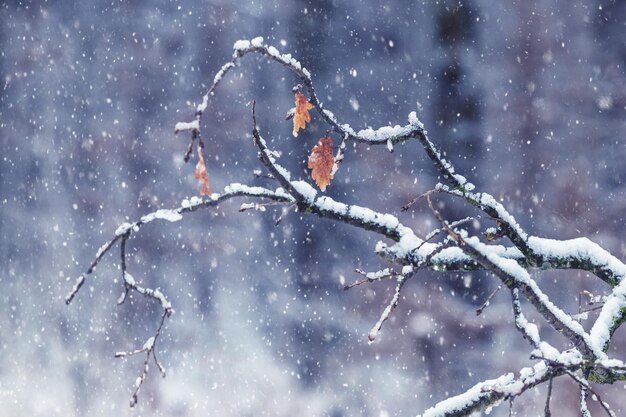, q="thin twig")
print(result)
[117,237,130,305]
[544,376,553,417]
[424,216,477,243]
[65,236,121,304]
[116,310,170,407]
[368,273,412,342]
[274,203,296,226]
[331,133,349,176]
[476,285,502,316]
[401,189,436,212]
[183,128,198,163]
[344,268,396,290]
[510,288,541,349]
[238,201,288,213]
[425,193,463,245]
[580,383,592,417]
[252,169,275,180]
[566,372,615,417]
